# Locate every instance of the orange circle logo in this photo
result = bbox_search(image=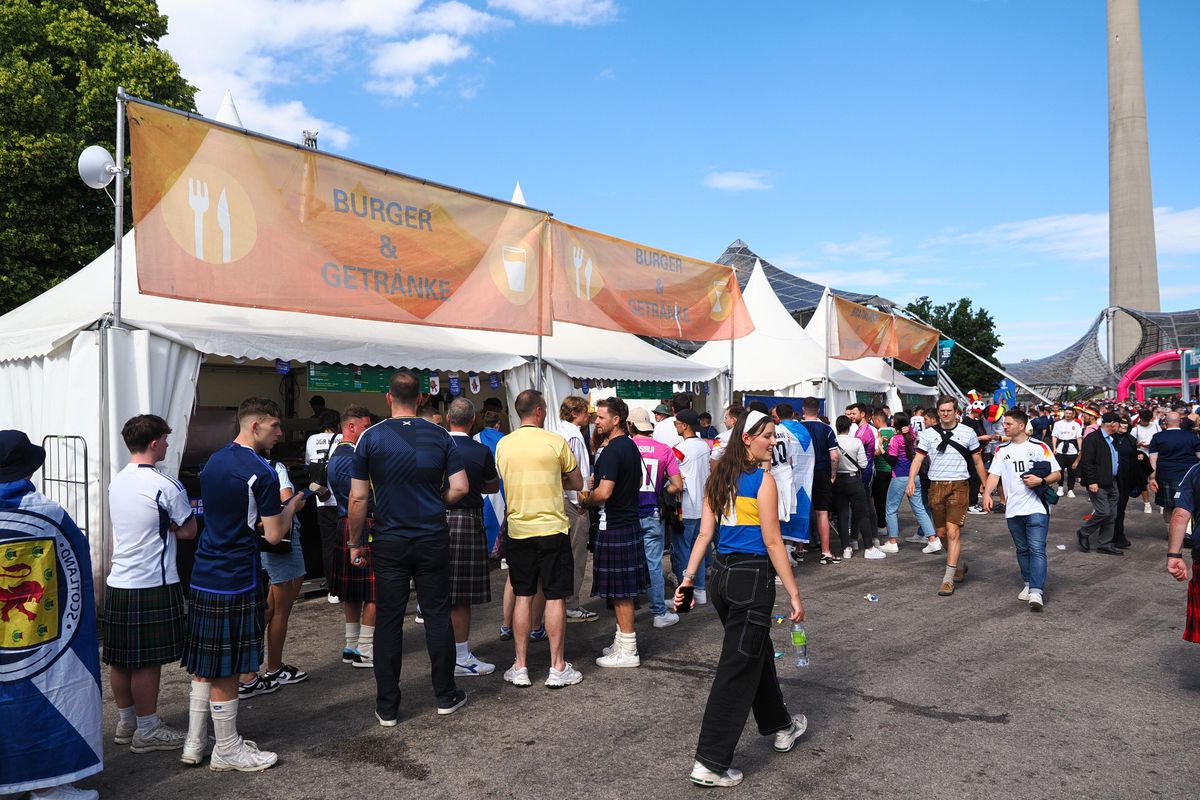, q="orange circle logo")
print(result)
[162,165,258,264]
[489,243,538,305]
